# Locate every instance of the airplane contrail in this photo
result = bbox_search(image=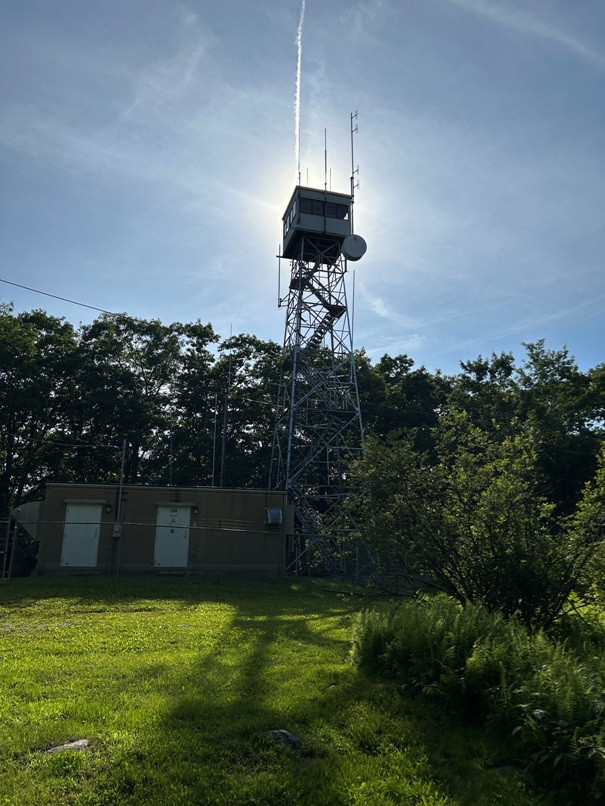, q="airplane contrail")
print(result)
[295,0,306,183]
